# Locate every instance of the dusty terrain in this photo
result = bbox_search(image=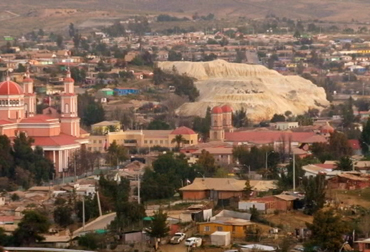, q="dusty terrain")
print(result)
[1,0,370,35]
[158,60,329,121]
